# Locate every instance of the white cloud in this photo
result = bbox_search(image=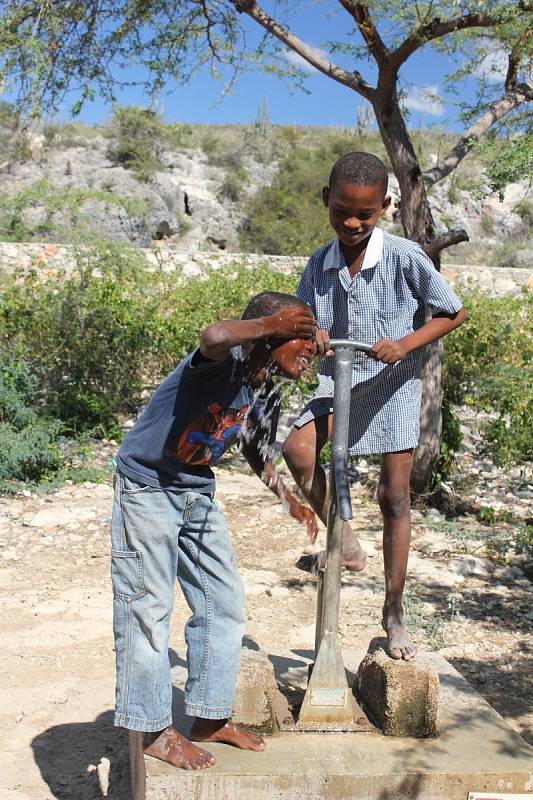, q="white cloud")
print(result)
[403,85,444,117]
[474,49,509,83]
[284,46,331,73]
